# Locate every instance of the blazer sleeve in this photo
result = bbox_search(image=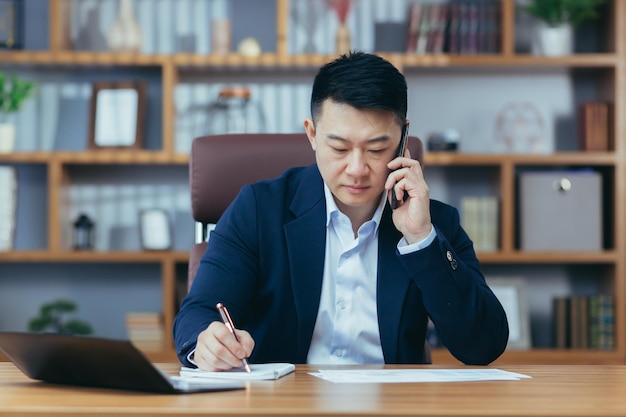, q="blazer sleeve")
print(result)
[399,200,509,365]
[173,184,261,367]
